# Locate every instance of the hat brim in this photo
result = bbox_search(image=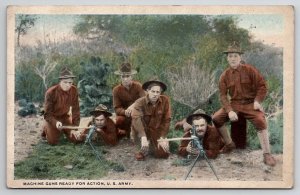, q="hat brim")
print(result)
[89,110,112,117]
[59,75,76,79]
[114,70,137,75]
[142,80,167,92]
[186,113,212,125]
[223,51,244,54]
